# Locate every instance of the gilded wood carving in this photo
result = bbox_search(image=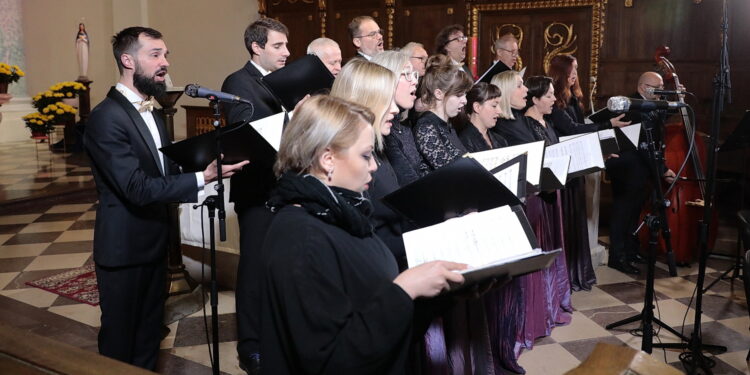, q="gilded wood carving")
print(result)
[470,0,607,96]
[543,22,577,74]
